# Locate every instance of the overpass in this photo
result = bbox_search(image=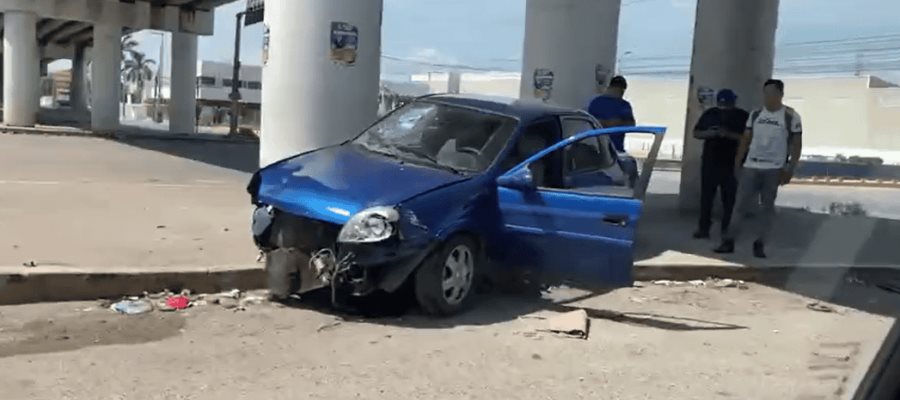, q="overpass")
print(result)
[1,0,237,134]
[260,0,779,210]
